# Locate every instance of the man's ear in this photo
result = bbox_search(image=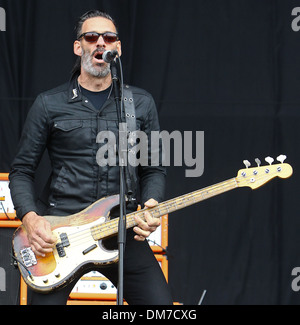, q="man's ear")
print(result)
[117,41,122,57]
[74,40,82,57]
